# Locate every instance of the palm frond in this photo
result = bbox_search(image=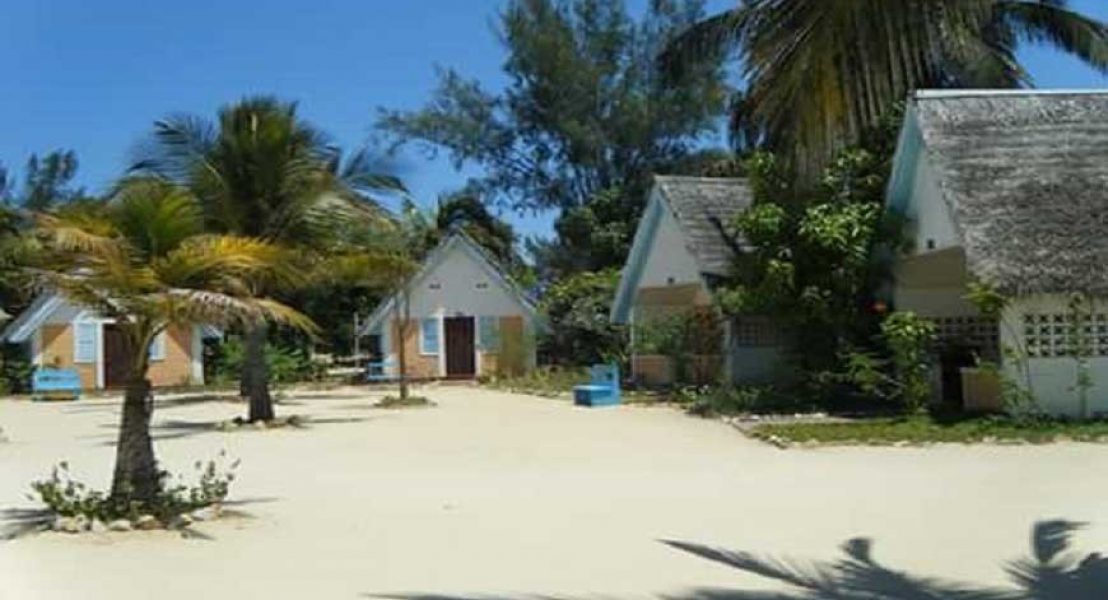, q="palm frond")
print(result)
[998,1,1108,72]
